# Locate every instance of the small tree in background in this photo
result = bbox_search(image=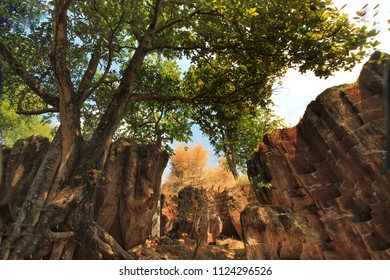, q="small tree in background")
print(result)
[163,144,237,193]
